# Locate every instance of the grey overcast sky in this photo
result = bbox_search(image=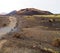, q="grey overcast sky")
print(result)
[0,0,59,14]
